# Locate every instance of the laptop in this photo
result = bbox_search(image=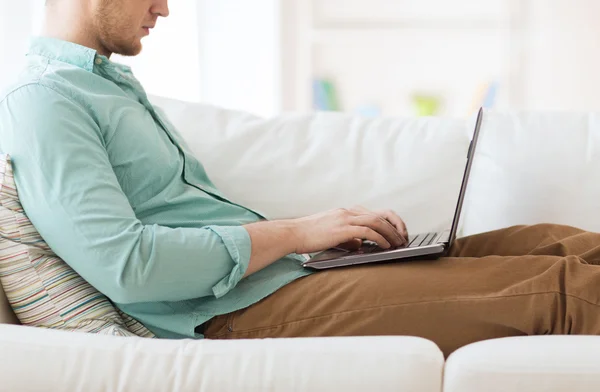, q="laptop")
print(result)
[302,108,484,270]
